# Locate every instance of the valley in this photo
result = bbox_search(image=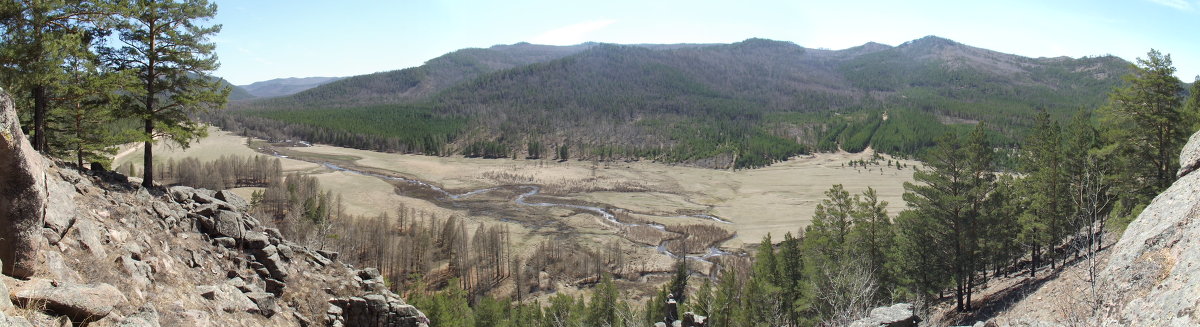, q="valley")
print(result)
[114,127,919,298]
[118,127,918,246]
[4,0,1196,325]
